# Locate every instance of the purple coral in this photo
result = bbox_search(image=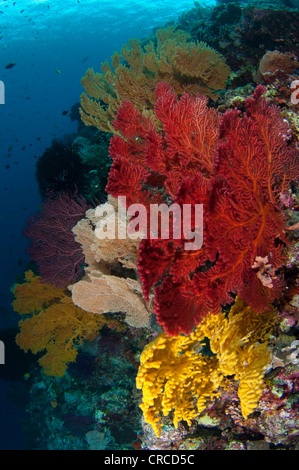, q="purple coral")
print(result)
[24,192,89,288]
